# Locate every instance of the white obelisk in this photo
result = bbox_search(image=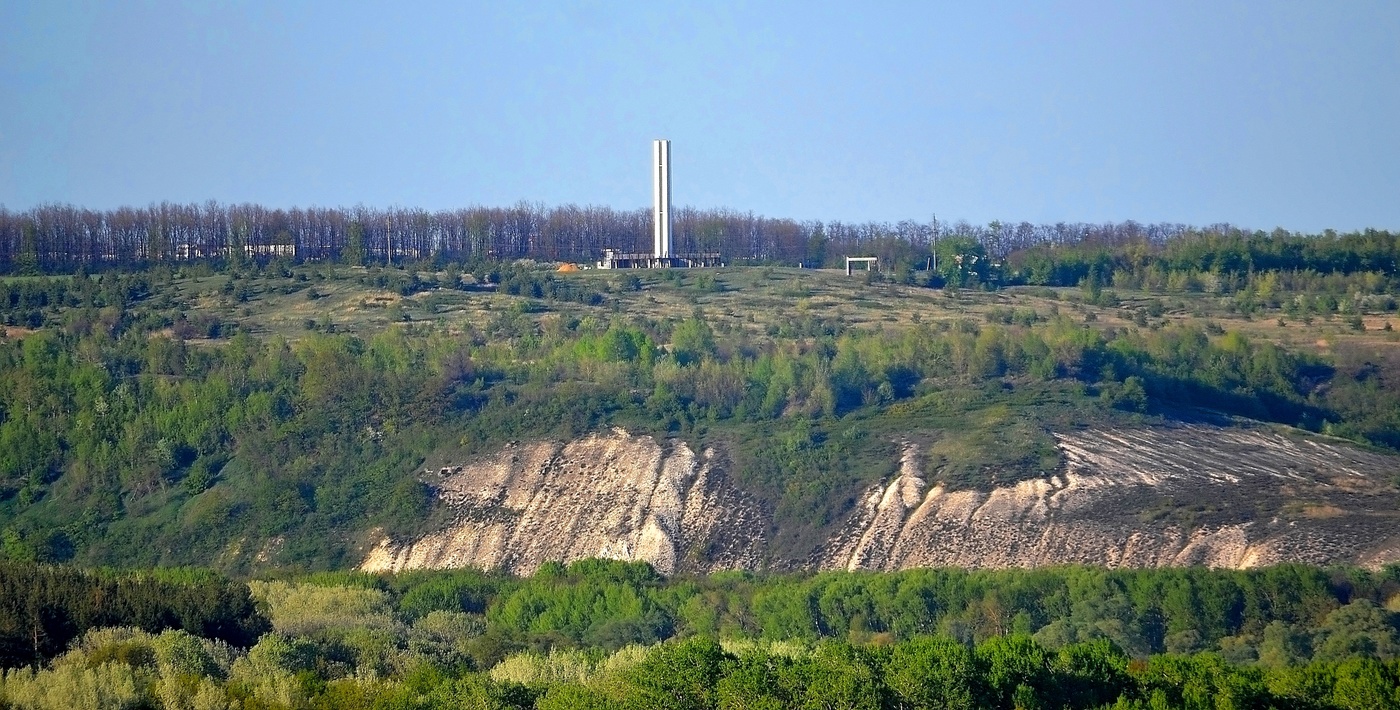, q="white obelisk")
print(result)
[653,139,672,260]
